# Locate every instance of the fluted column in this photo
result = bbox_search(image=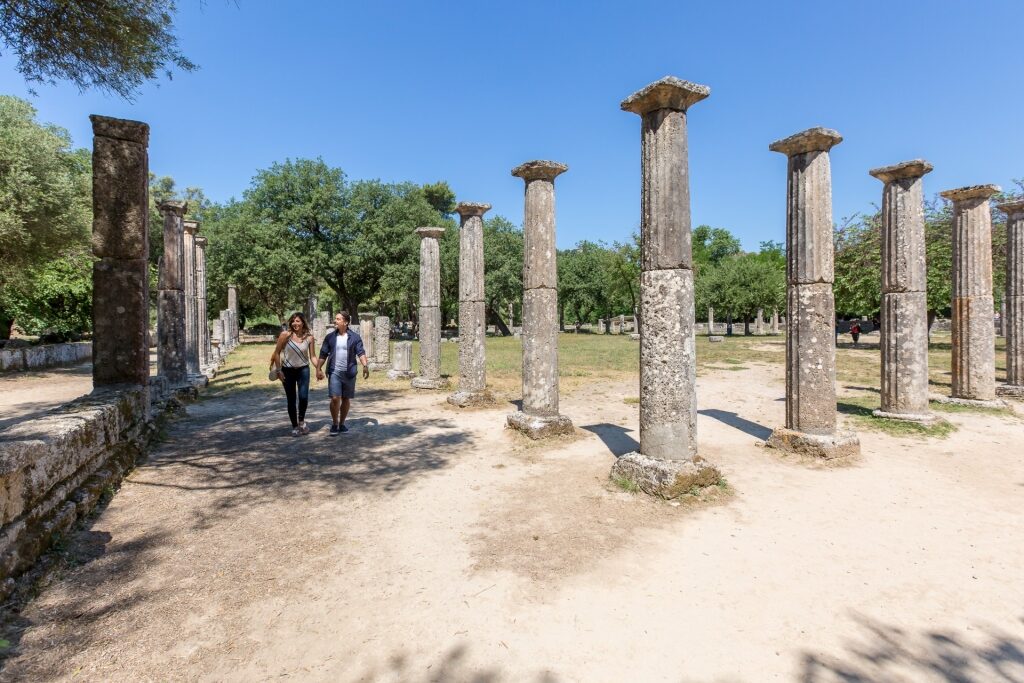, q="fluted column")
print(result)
[183,220,200,376]
[940,185,1001,405]
[412,227,447,389]
[708,306,714,336]
[90,116,151,389]
[157,200,188,386]
[227,284,239,344]
[448,202,494,406]
[194,234,211,373]
[608,76,721,498]
[767,127,859,459]
[997,199,1024,397]
[869,160,935,422]
[369,315,391,370]
[507,160,574,438]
